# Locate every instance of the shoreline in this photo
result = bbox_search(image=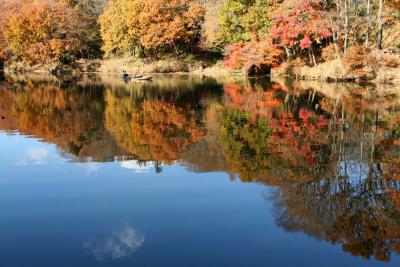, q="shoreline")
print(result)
[3,57,400,85]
